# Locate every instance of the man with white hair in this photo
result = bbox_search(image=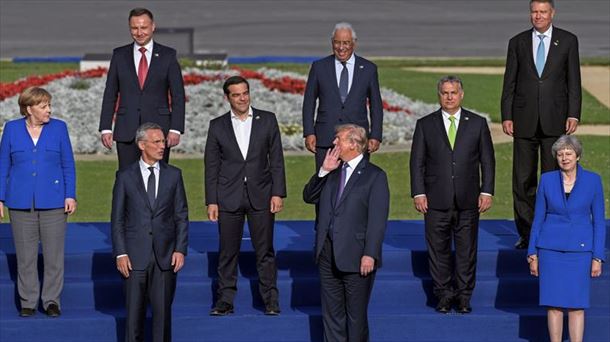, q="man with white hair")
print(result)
[302,22,384,169]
